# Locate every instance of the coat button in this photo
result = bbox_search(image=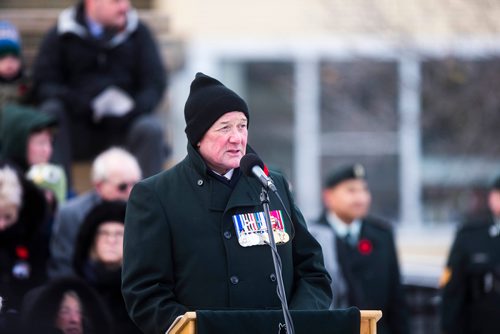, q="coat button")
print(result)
[270,273,277,282]
[224,231,232,239]
[197,179,204,186]
[230,276,239,285]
